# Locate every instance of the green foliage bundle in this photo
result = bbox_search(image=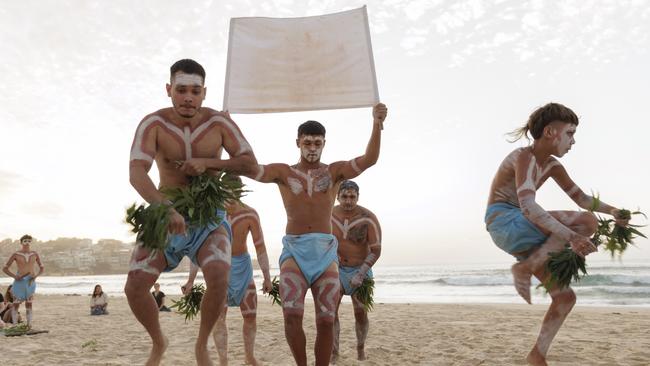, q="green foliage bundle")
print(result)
[125,172,245,250]
[162,172,246,228]
[355,278,375,312]
[3,323,30,336]
[544,247,587,290]
[591,209,647,258]
[265,277,282,306]
[170,284,205,322]
[125,203,171,251]
[544,197,646,290]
